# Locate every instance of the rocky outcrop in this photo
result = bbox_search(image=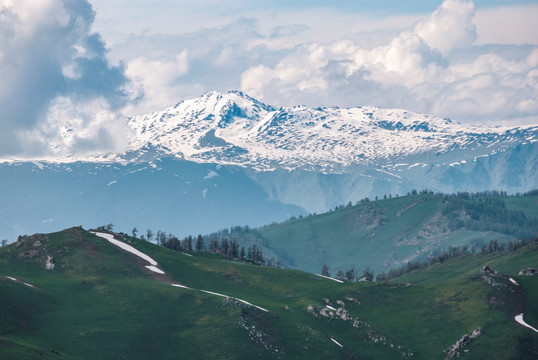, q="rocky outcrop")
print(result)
[46,255,55,270]
[518,268,536,276]
[444,327,482,360]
